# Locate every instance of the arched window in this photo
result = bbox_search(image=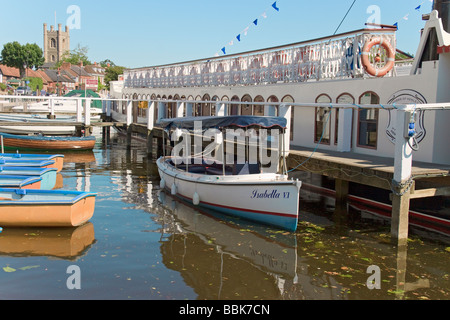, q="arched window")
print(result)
[241,94,252,115]
[357,92,379,148]
[194,95,202,117]
[254,95,265,116]
[51,38,56,48]
[315,94,332,144]
[230,95,240,116]
[202,94,211,116]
